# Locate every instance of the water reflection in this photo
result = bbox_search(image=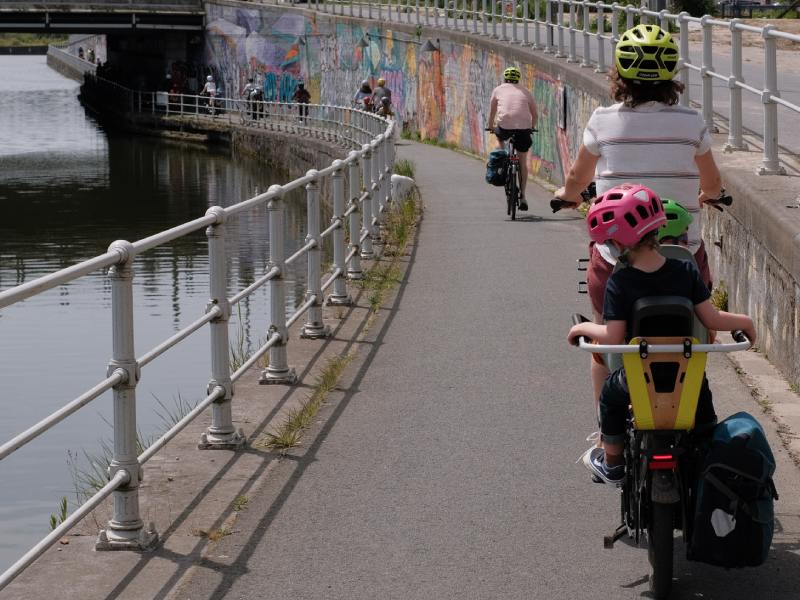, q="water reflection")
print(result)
[0,56,330,570]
